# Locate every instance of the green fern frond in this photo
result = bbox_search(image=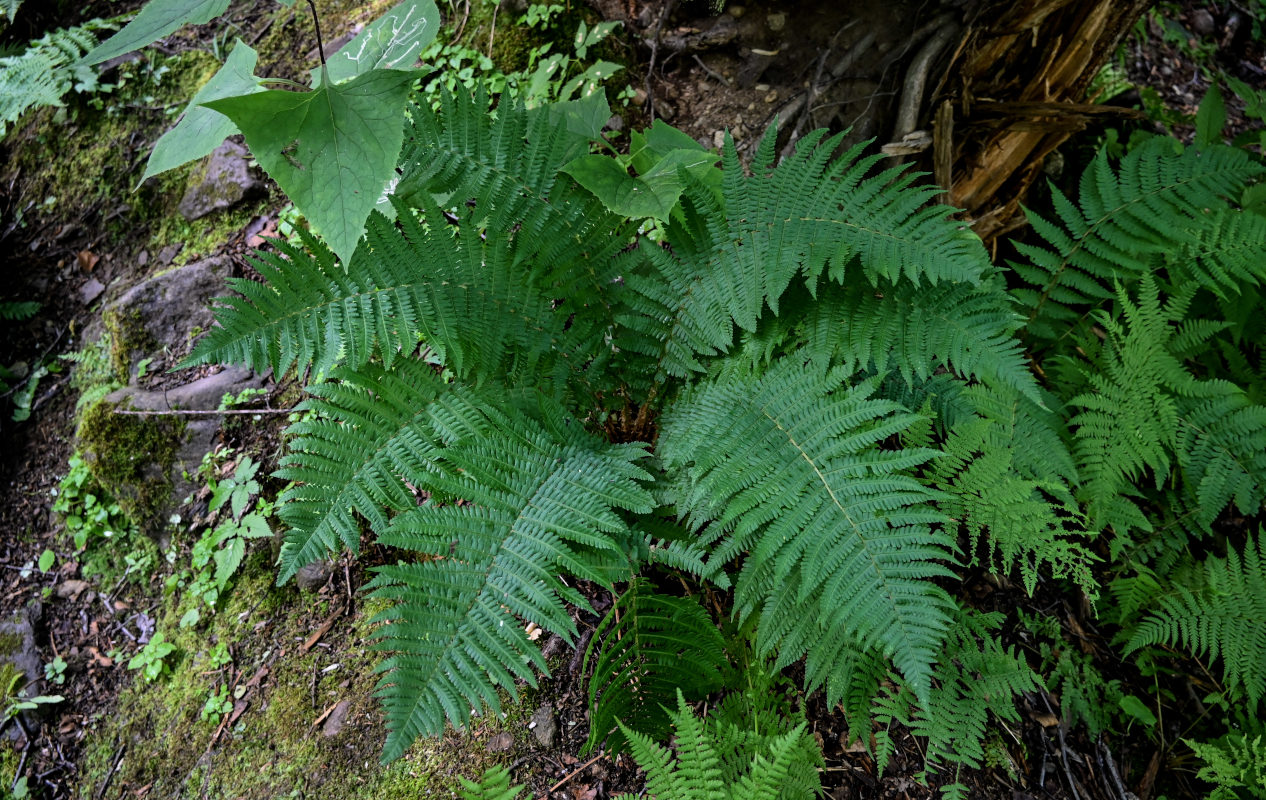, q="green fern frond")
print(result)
[583,579,727,754]
[798,278,1041,404]
[0,0,21,22]
[1185,734,1266,800]
[0,300,38,320]
[365,400,654,760]
[1012,137,1265,340]
[273,359,464,583]
[660,360,955,700]
[1128,532,1266,708]
[1176,206,1266,299]
[0,21,102,136]
[617,690,821,800]
[459,766,524,800]
[930,416,1096,597]
[873,610,1041,772]
[1174,390,1266,529]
